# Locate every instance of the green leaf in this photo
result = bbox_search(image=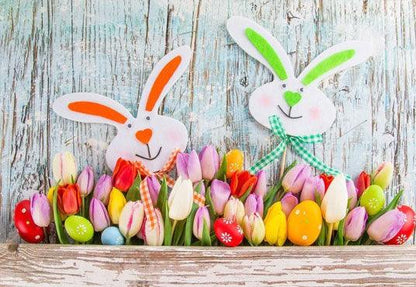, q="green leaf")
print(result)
[317,221,326,246]
[205,187,216,220]
[216,155,227,181]
[173,220,186,246]
[239,186,253,203]
[184,204,198,246]
[157,177,168,218]
[52,184,69,244]
[163,204,172,246]
[337,218,345,246]
[126,174,142,202]
[366,189,404,228]
[201,220,211,246]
